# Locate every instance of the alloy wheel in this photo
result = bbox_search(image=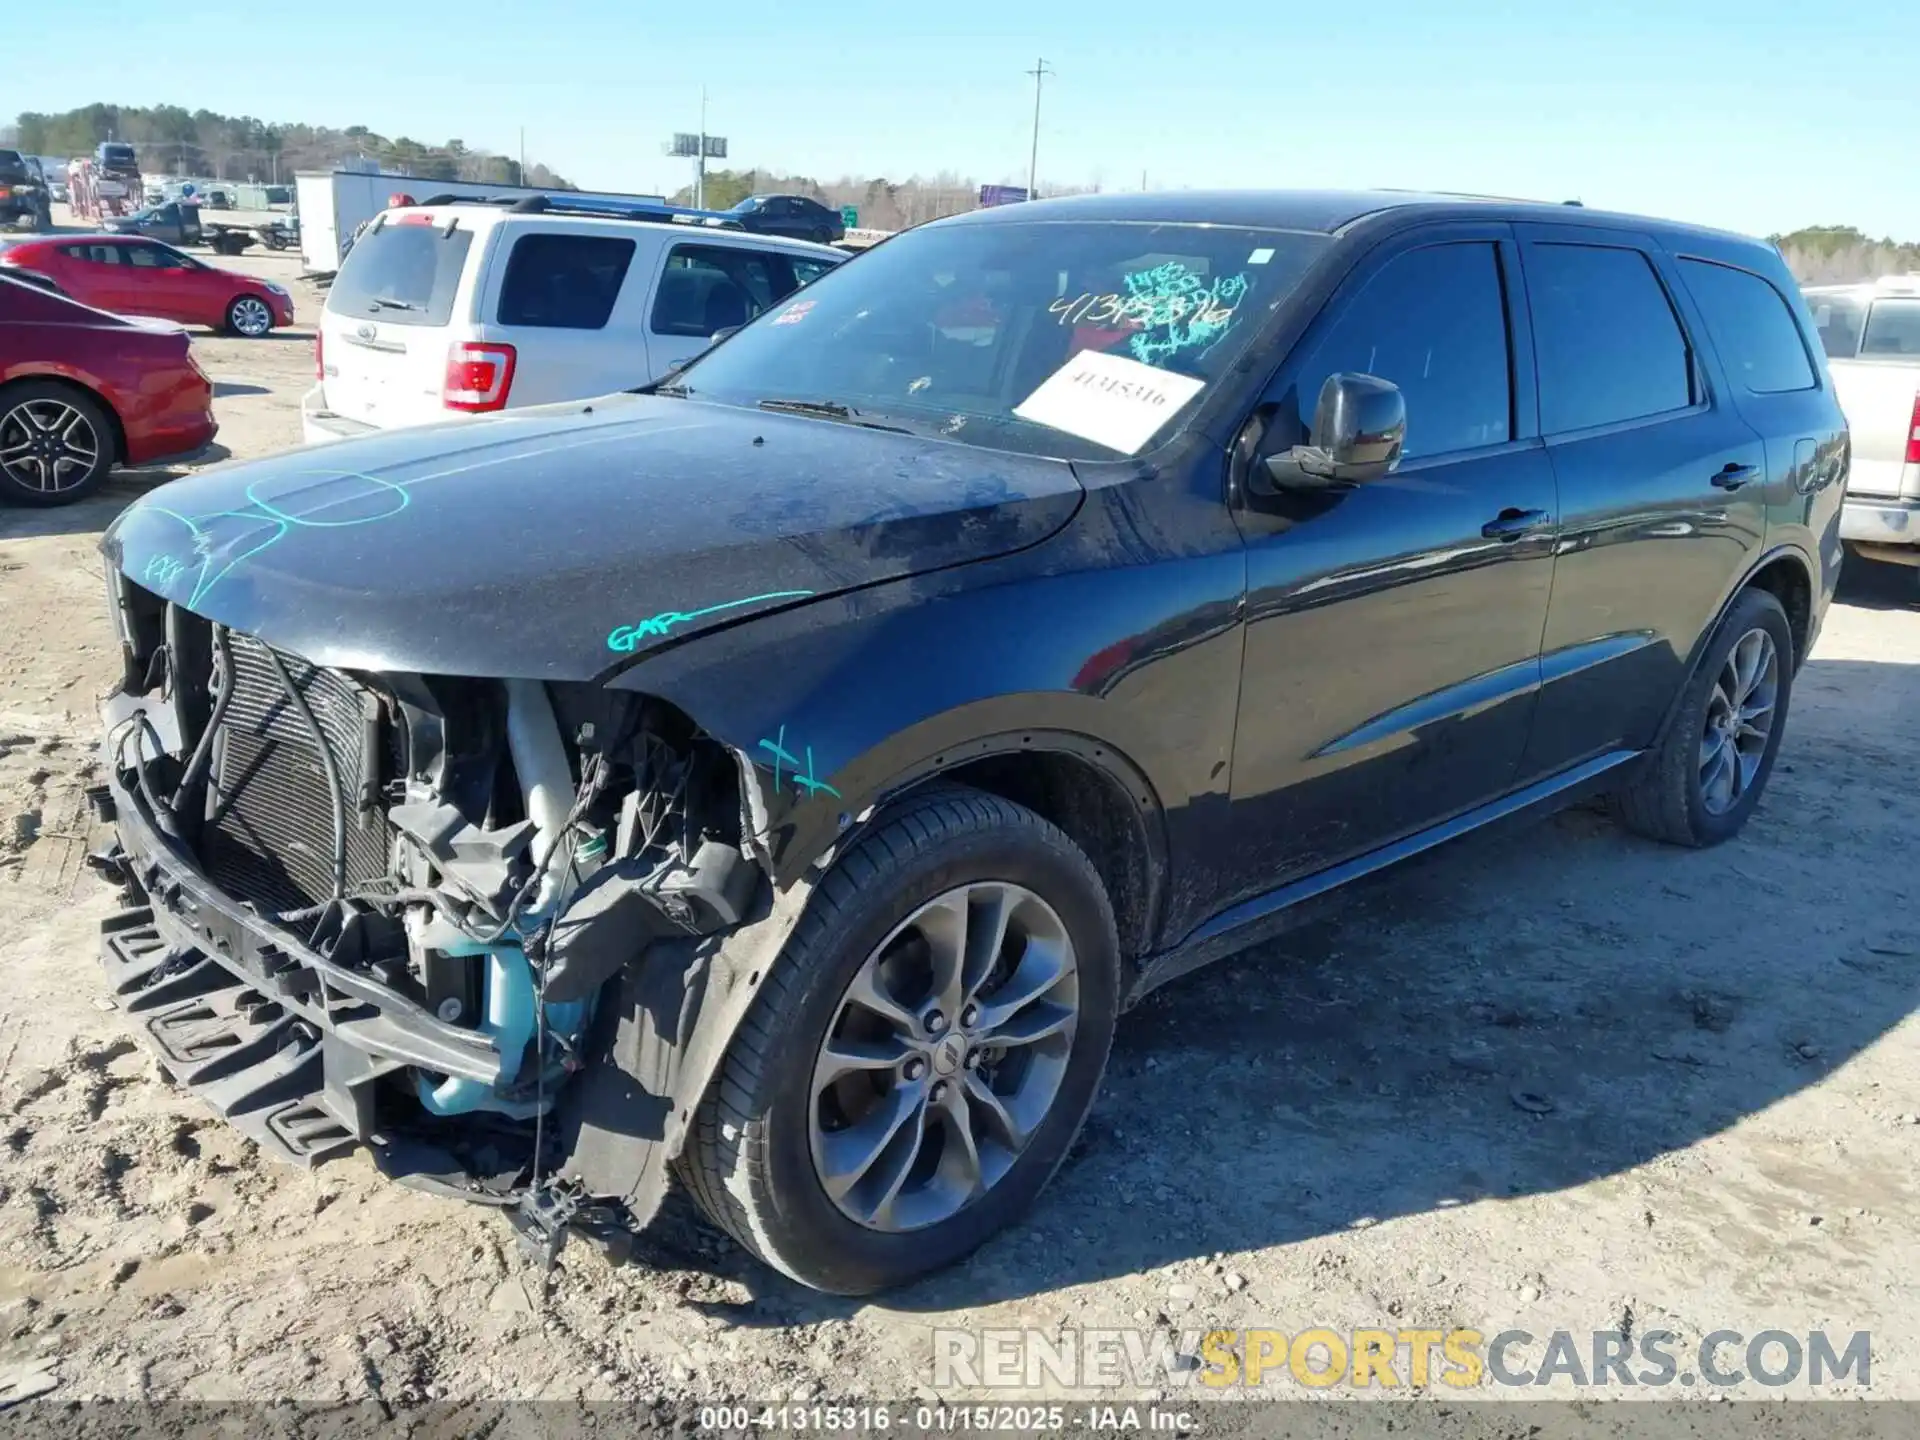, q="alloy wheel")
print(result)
[810,882,1080,1232]
[1698,626,1779,816]
[230,297,272,336]
[0,399,101,494]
